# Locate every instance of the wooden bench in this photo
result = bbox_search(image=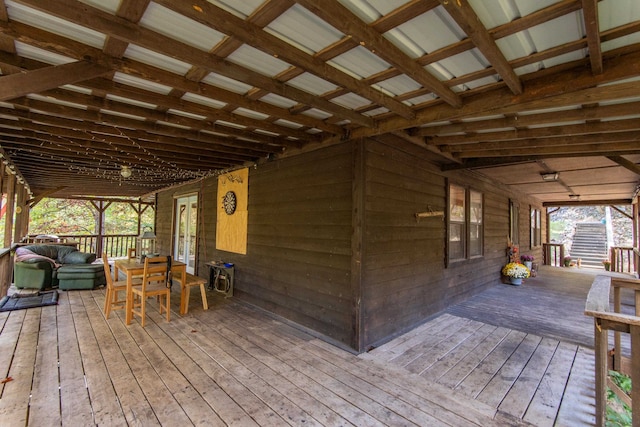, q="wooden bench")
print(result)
[173,273,208,315]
